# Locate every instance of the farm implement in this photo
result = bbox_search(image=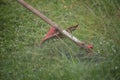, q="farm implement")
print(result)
[18,0,93,54]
